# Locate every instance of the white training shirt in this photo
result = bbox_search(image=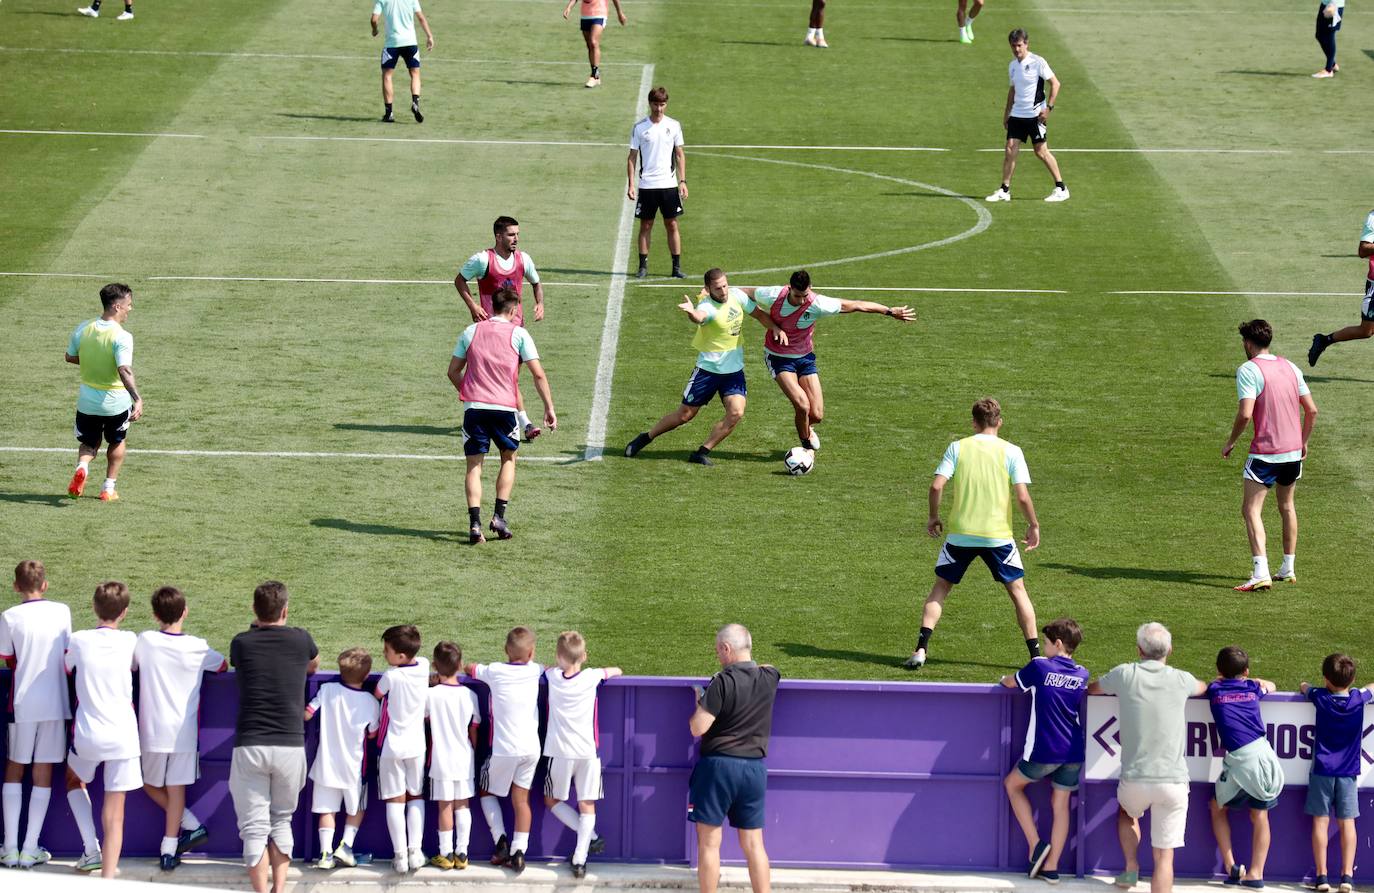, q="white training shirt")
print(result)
[134,630,227,753]
[1008,52,1055,118]
[66,627,139,761]
[629,114,685,190]
[474,661,544,757]
[426,683,481,781]
[0,599,72,723]
[377,656,430,760]
[308,682,381,789]
[544,667,608,760]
